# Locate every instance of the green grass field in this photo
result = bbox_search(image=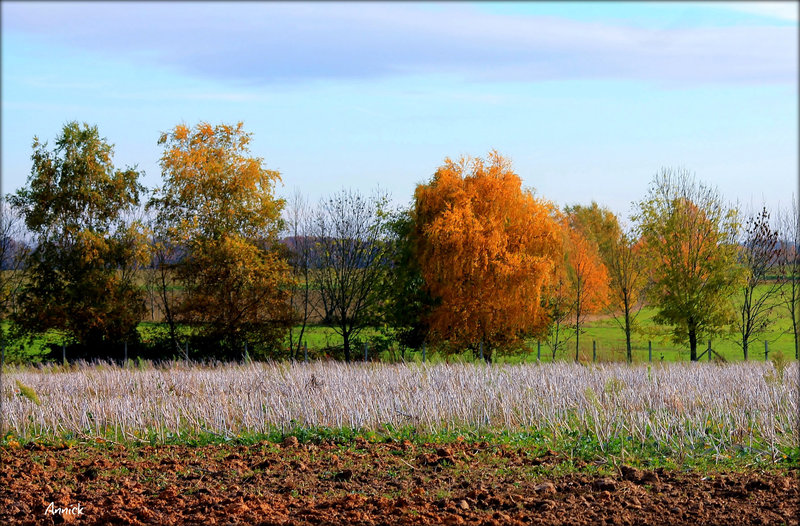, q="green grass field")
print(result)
[2,282,798,365]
